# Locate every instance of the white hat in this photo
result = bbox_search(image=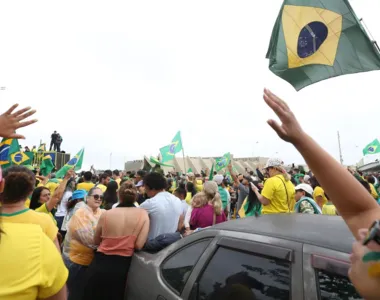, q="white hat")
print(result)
[213,174,224,185]
[304,175,311,182]
[187,172,194,178]
[295,183,313,196]
[265,158,283,169]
